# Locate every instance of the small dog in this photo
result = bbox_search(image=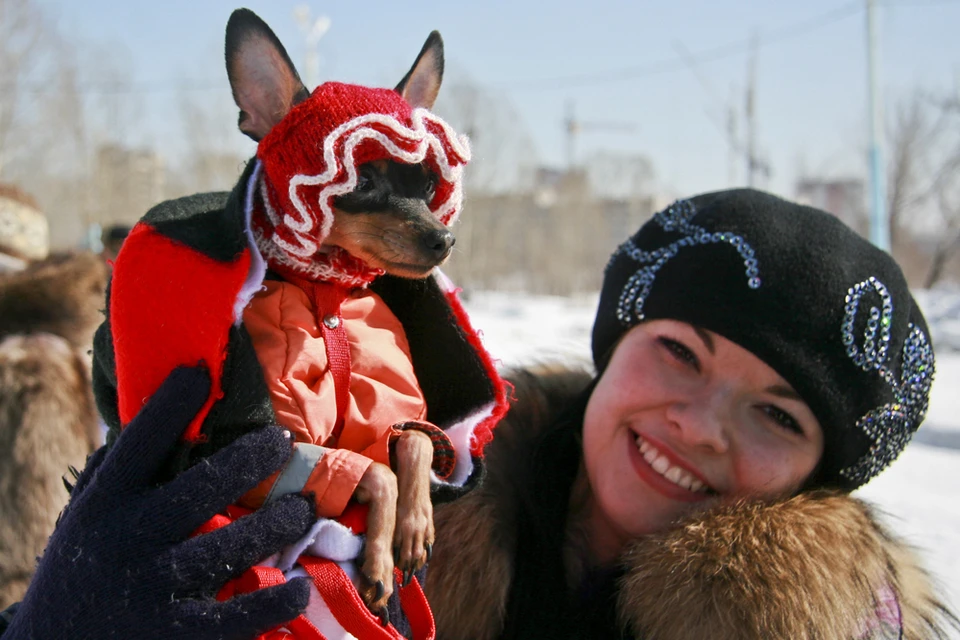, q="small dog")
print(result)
[224,9,460,616]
